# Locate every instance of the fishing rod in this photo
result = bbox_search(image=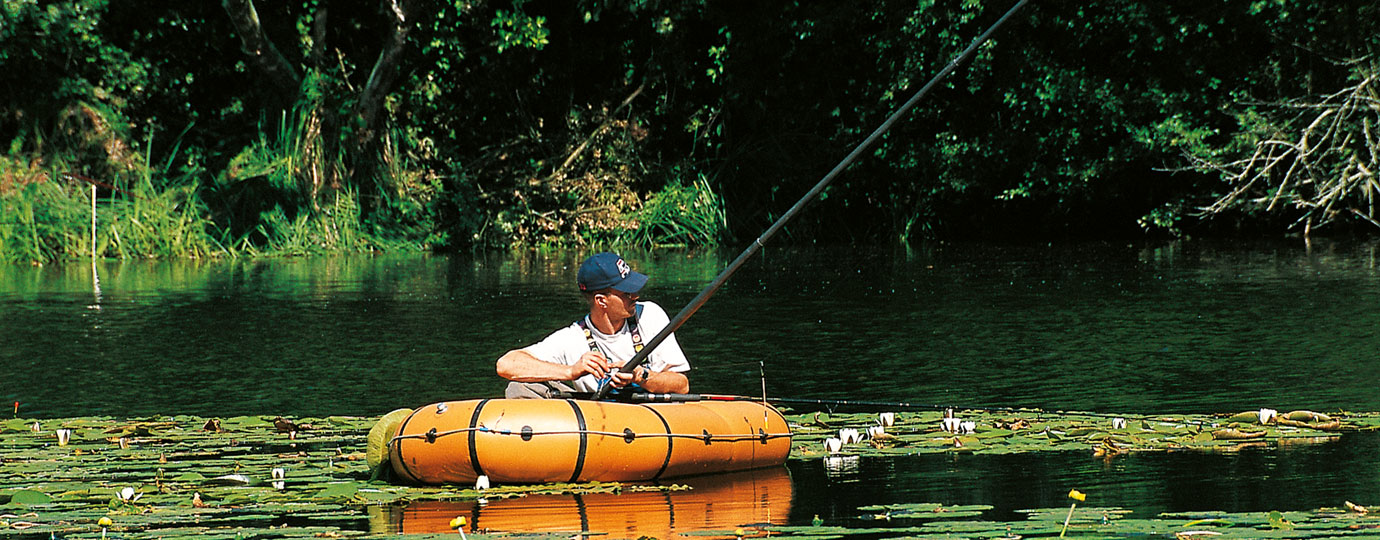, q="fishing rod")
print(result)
[595,0,1033,400]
